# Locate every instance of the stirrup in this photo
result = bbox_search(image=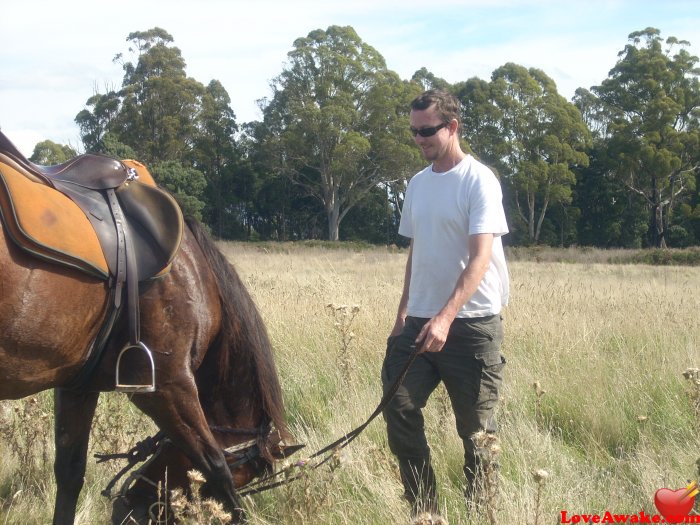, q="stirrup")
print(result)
[115,341,156,393]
